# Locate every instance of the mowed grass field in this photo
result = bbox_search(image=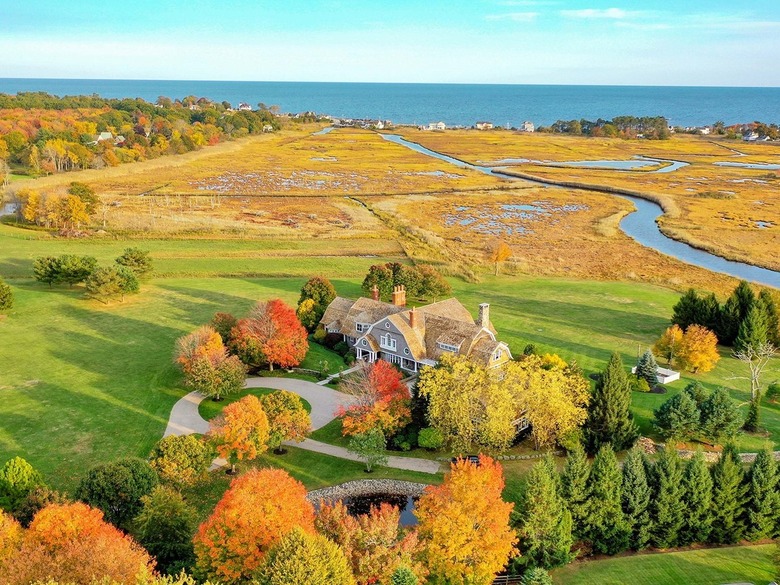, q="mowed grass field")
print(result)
[551,544,777,585]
